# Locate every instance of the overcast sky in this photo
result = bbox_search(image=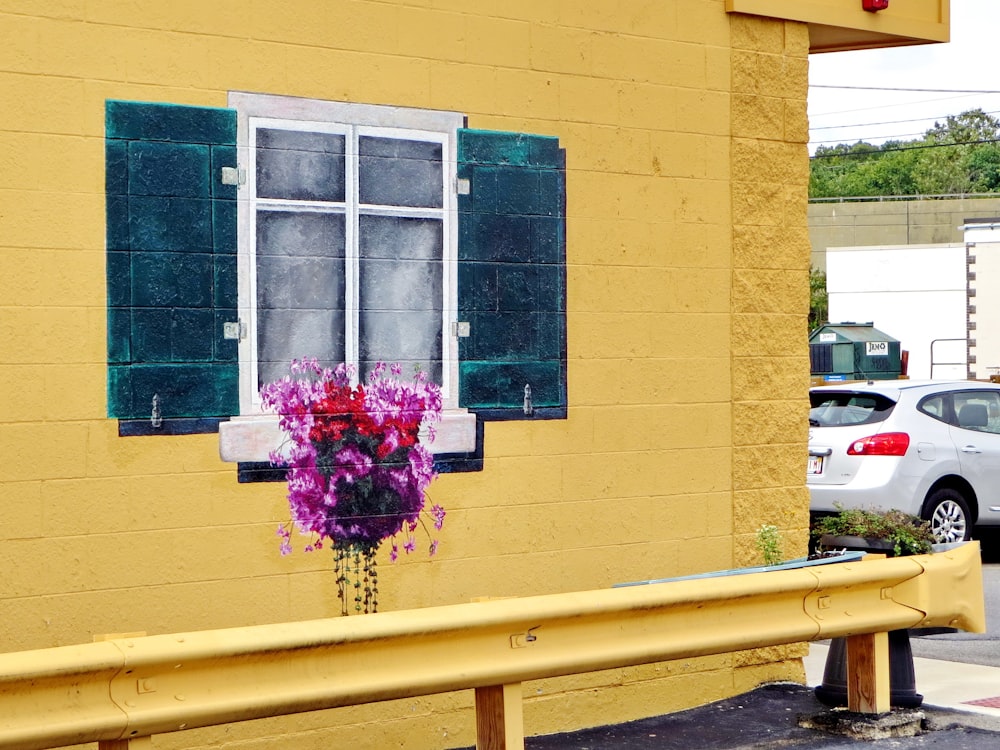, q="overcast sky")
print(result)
[808,0,1000,154]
